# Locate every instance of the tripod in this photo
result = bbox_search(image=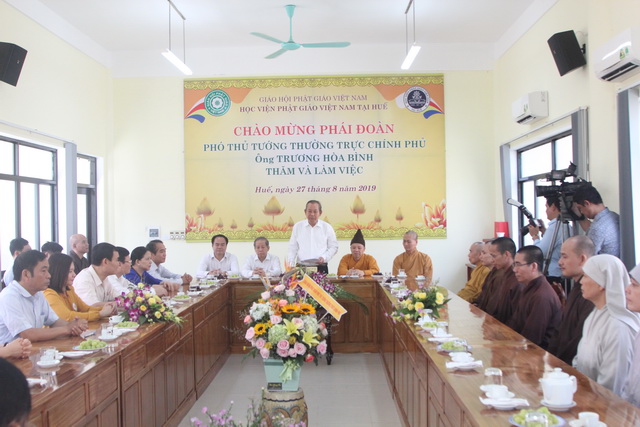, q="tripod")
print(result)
[540,199,575,296]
